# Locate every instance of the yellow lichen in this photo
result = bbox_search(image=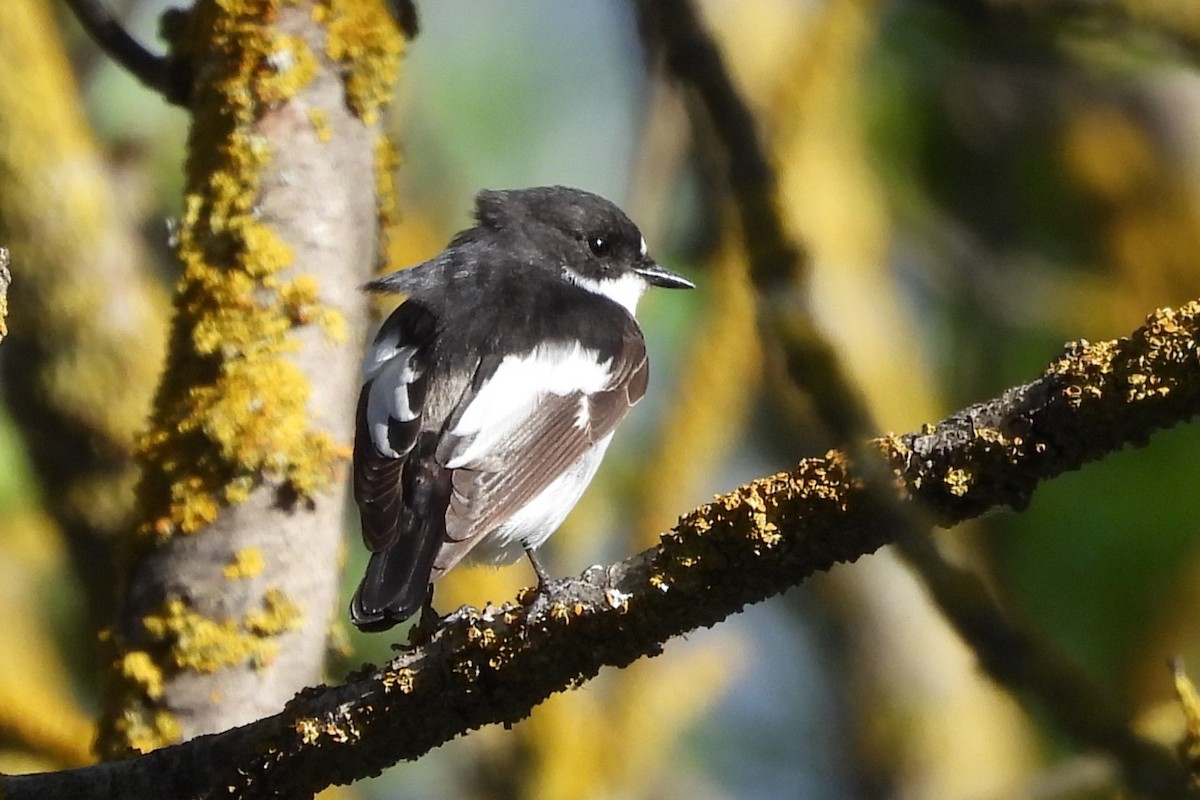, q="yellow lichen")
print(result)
[295,716,321,744]
[140,591,301,674]
[974,427,1006,446]
[944,468,971,497]
[320,0,405,126]
[307,107,333,142]
[245,588,303,636]
[117,707,182,755]
[280,275,348,342]
[382,668,416,694]
[256,33,318,105]
[118,651,165,700]
[223,547,265,579]
[319,709,361,743]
